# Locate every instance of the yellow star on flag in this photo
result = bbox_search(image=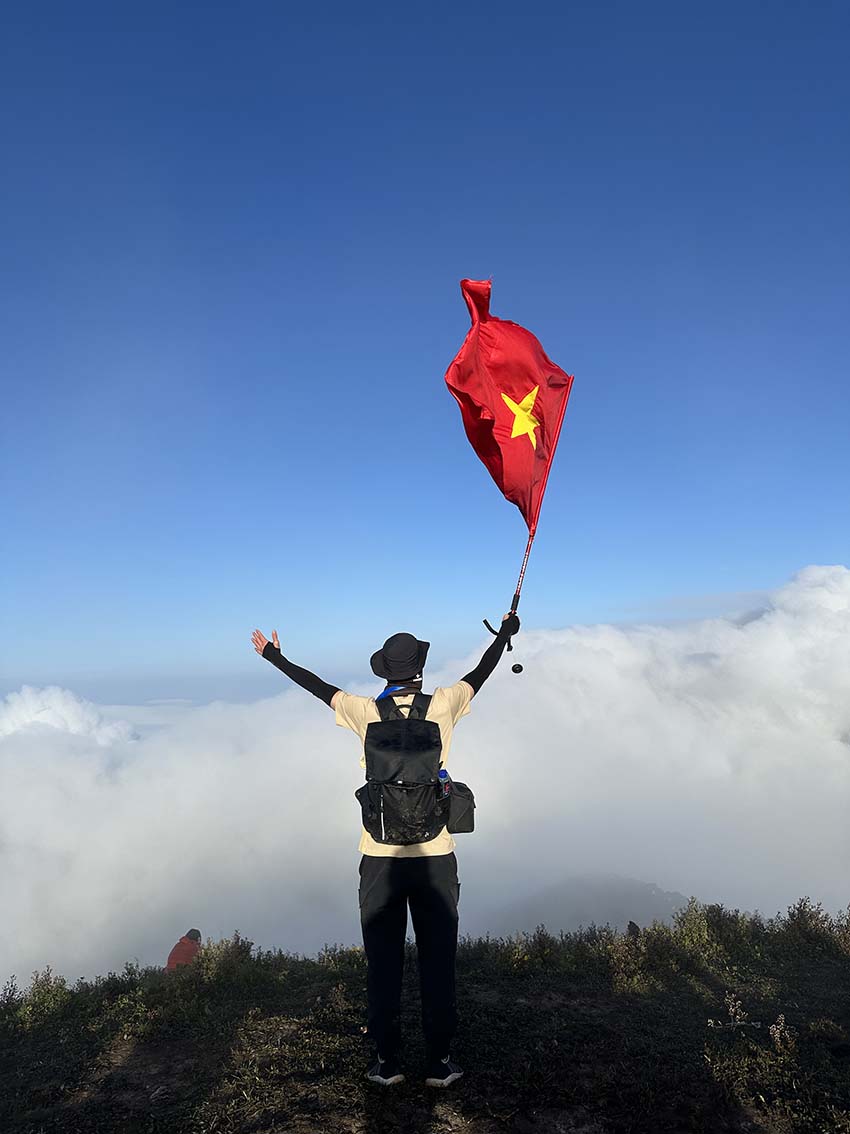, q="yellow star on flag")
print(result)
[501,385,541,449]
